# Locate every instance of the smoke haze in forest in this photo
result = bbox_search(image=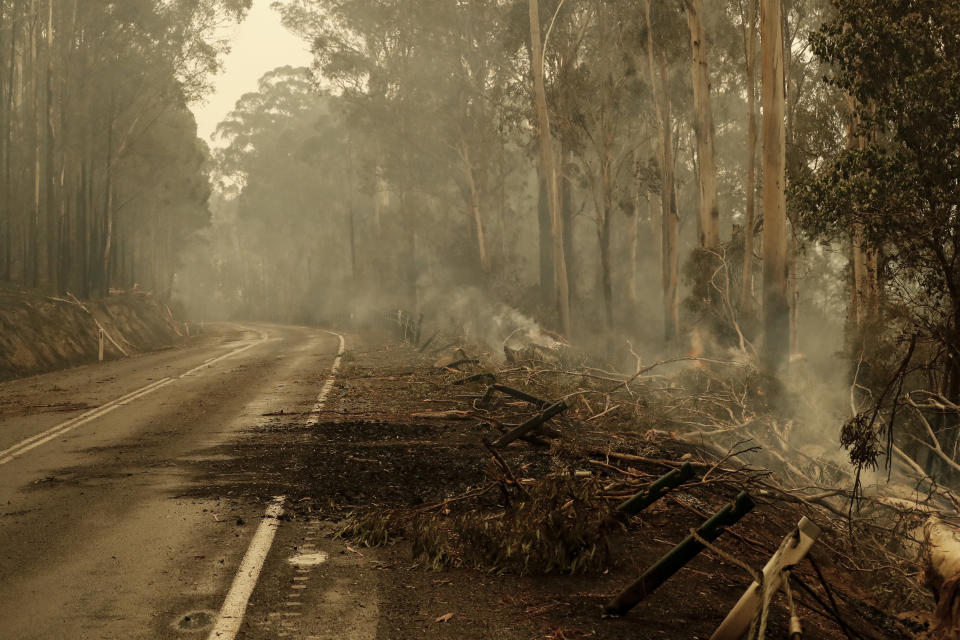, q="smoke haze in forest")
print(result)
[190,0,313,143]
[1,0,958,504]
